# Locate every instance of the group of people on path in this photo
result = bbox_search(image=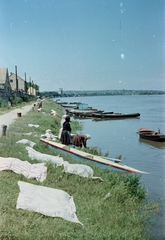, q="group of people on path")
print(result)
[58,114,91,148]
